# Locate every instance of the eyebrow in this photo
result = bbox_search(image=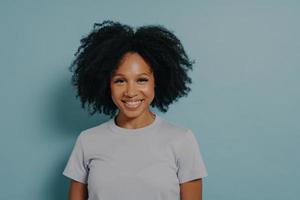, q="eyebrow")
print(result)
[112,72,151,77]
